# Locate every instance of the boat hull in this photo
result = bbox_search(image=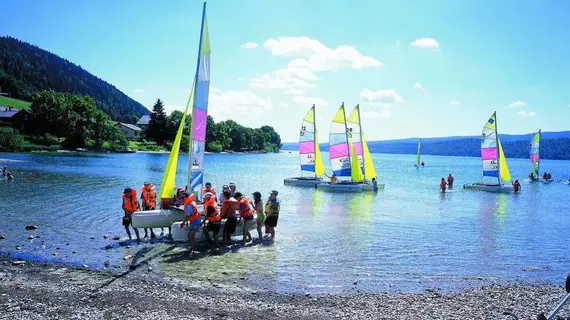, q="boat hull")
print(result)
[171,219,257,242]
[463,183,514,193]
[283,177,323,187]
[316,181,383,192]
[131,206,203,228]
